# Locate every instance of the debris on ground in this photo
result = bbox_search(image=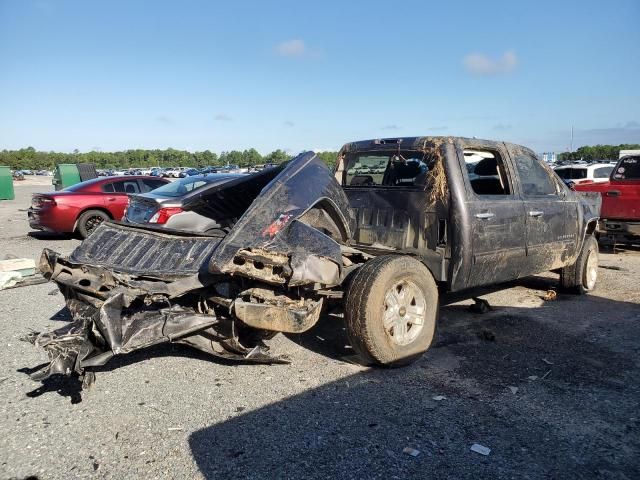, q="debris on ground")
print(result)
[599,265,624,271]
[469,297,491,314]
[527,375,539,381]
[403,447,421,457]
[432,395,446,401]
[541,370,552,379]
[508,386,519,394]
[541,358,554,365]
[0,271,22,290]
[541,290,557,301]
[0,258,36,277]
[470,443,491,456]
